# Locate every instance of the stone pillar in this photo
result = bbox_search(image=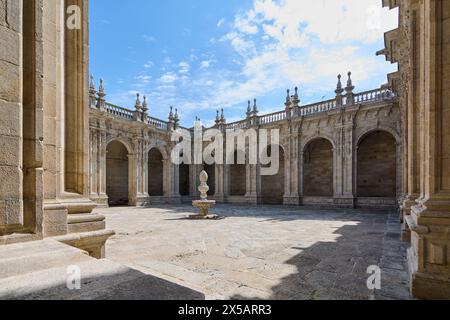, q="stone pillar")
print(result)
[406,0,450,299]
[169,162,181,204]
[133,138,147,206]
[215,164,225,203]
[283,132,300,205]
[127,154,138,206]
[298,151,304,204]
[89,129,98,198]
